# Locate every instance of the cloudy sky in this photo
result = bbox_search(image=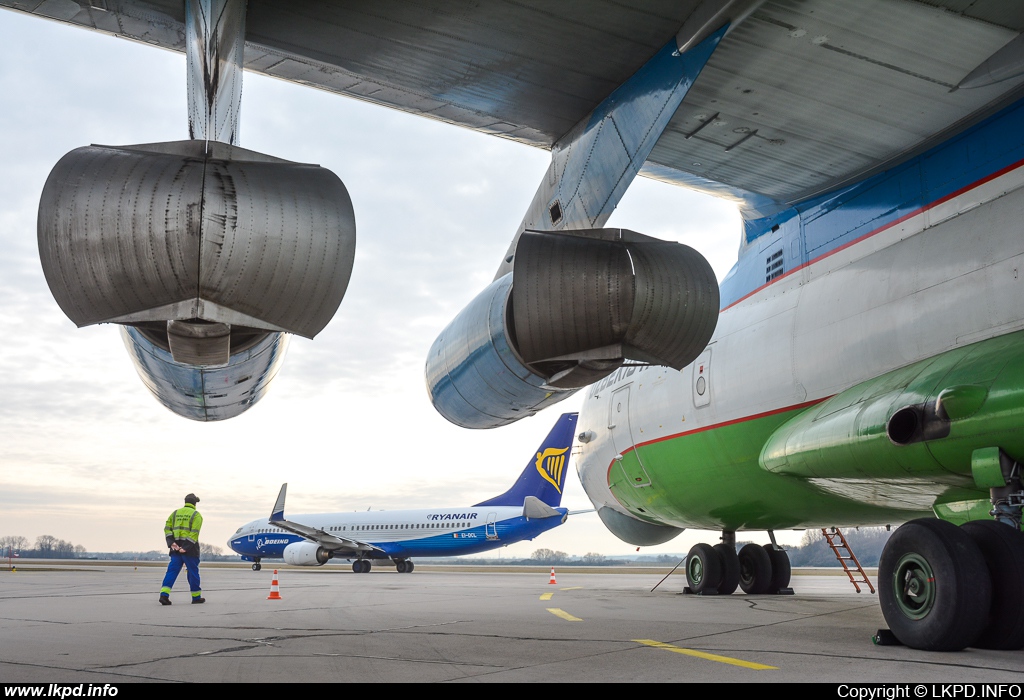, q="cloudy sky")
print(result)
[0,9,769,560]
